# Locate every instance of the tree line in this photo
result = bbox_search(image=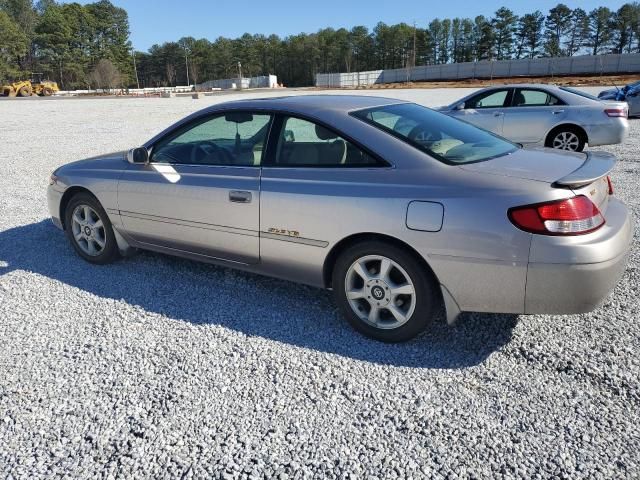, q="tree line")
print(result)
[1,0,639,90]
